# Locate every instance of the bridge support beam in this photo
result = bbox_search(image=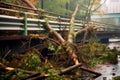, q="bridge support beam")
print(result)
[23,12,28,36]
